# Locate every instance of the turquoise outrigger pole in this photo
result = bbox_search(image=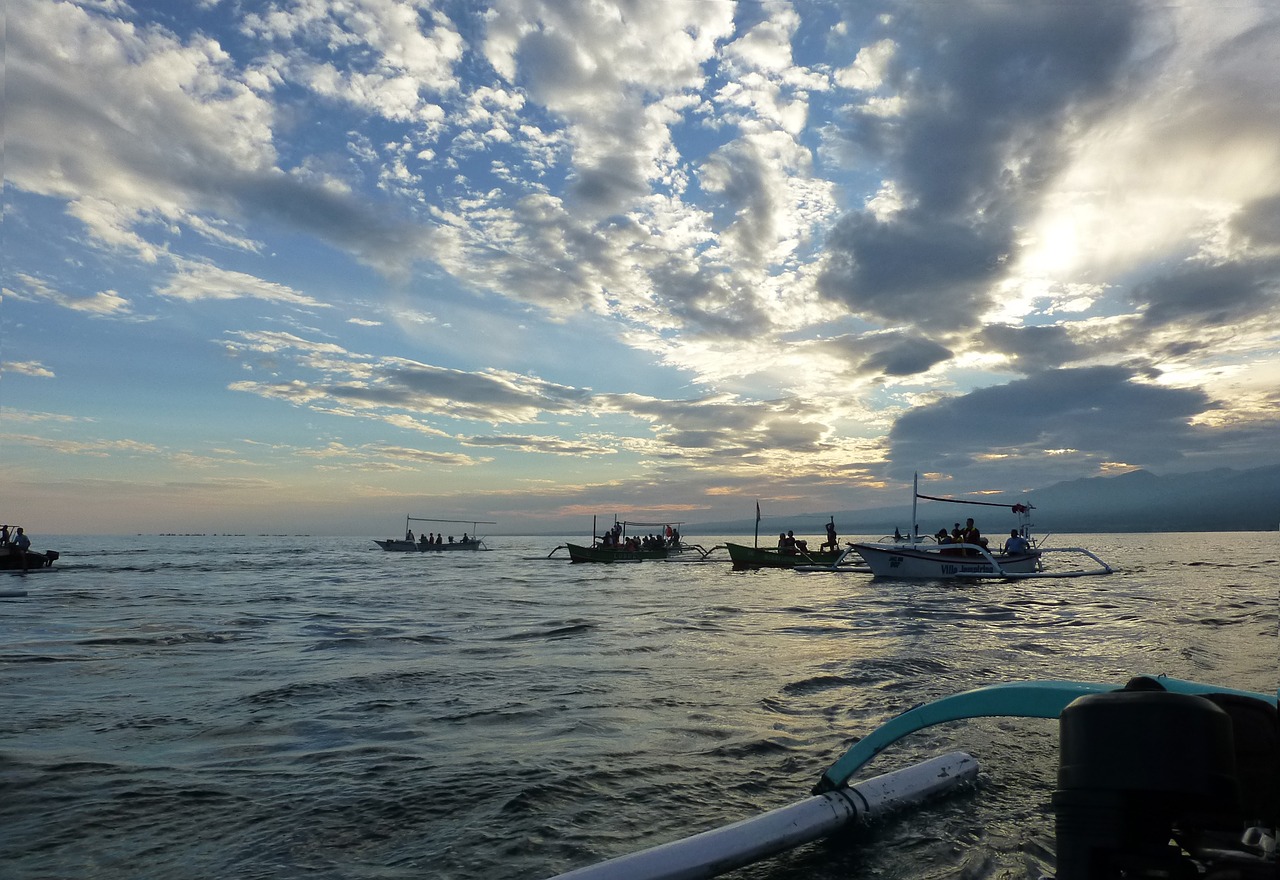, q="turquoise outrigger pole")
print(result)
[814,675,1276,792]
[548,675,1277,880]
